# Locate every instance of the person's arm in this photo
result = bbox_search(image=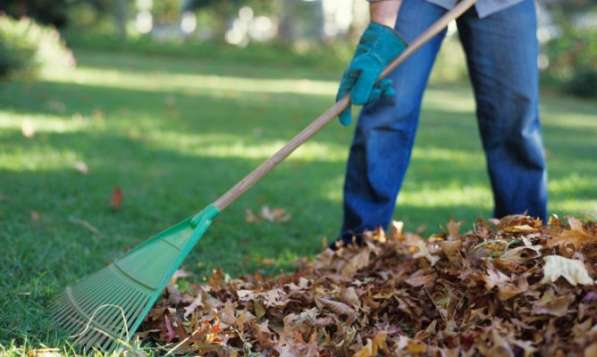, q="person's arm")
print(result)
[370,0,402,28]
